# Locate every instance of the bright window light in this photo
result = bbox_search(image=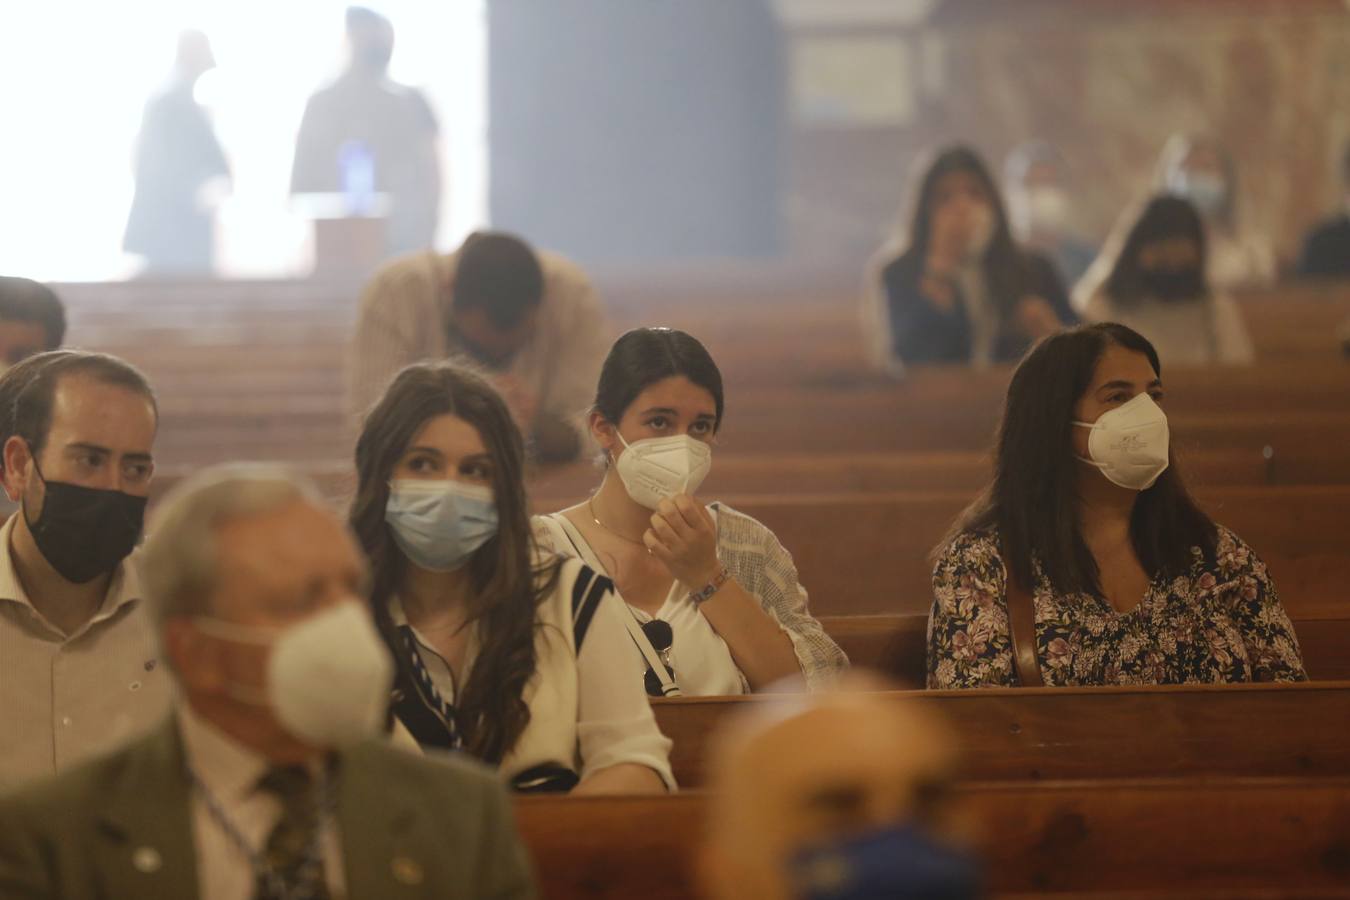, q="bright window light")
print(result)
[0,0,487,280]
